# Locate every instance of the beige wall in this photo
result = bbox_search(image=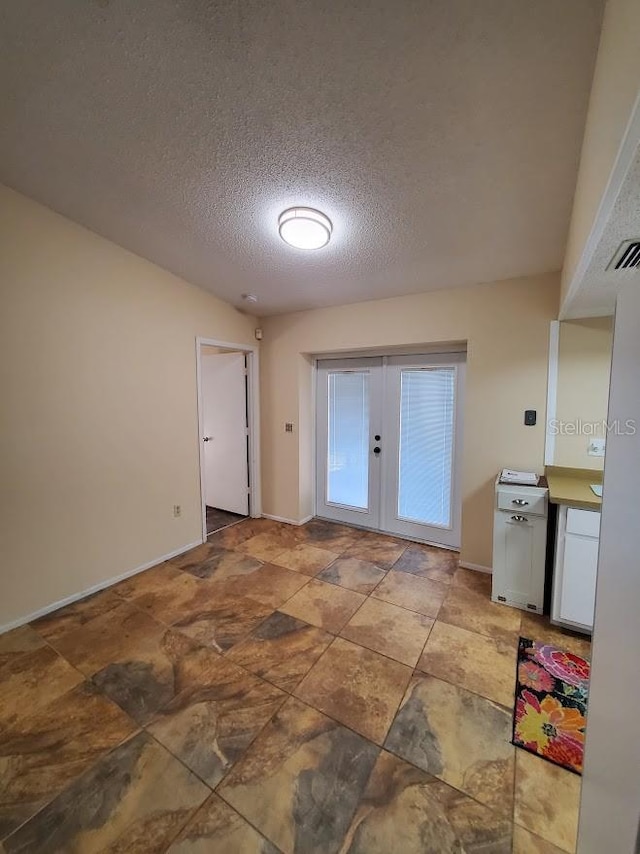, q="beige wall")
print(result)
[0,185,255,628]
[561,0,640,310]
[260,274,559,568]
[554,317,613,470]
